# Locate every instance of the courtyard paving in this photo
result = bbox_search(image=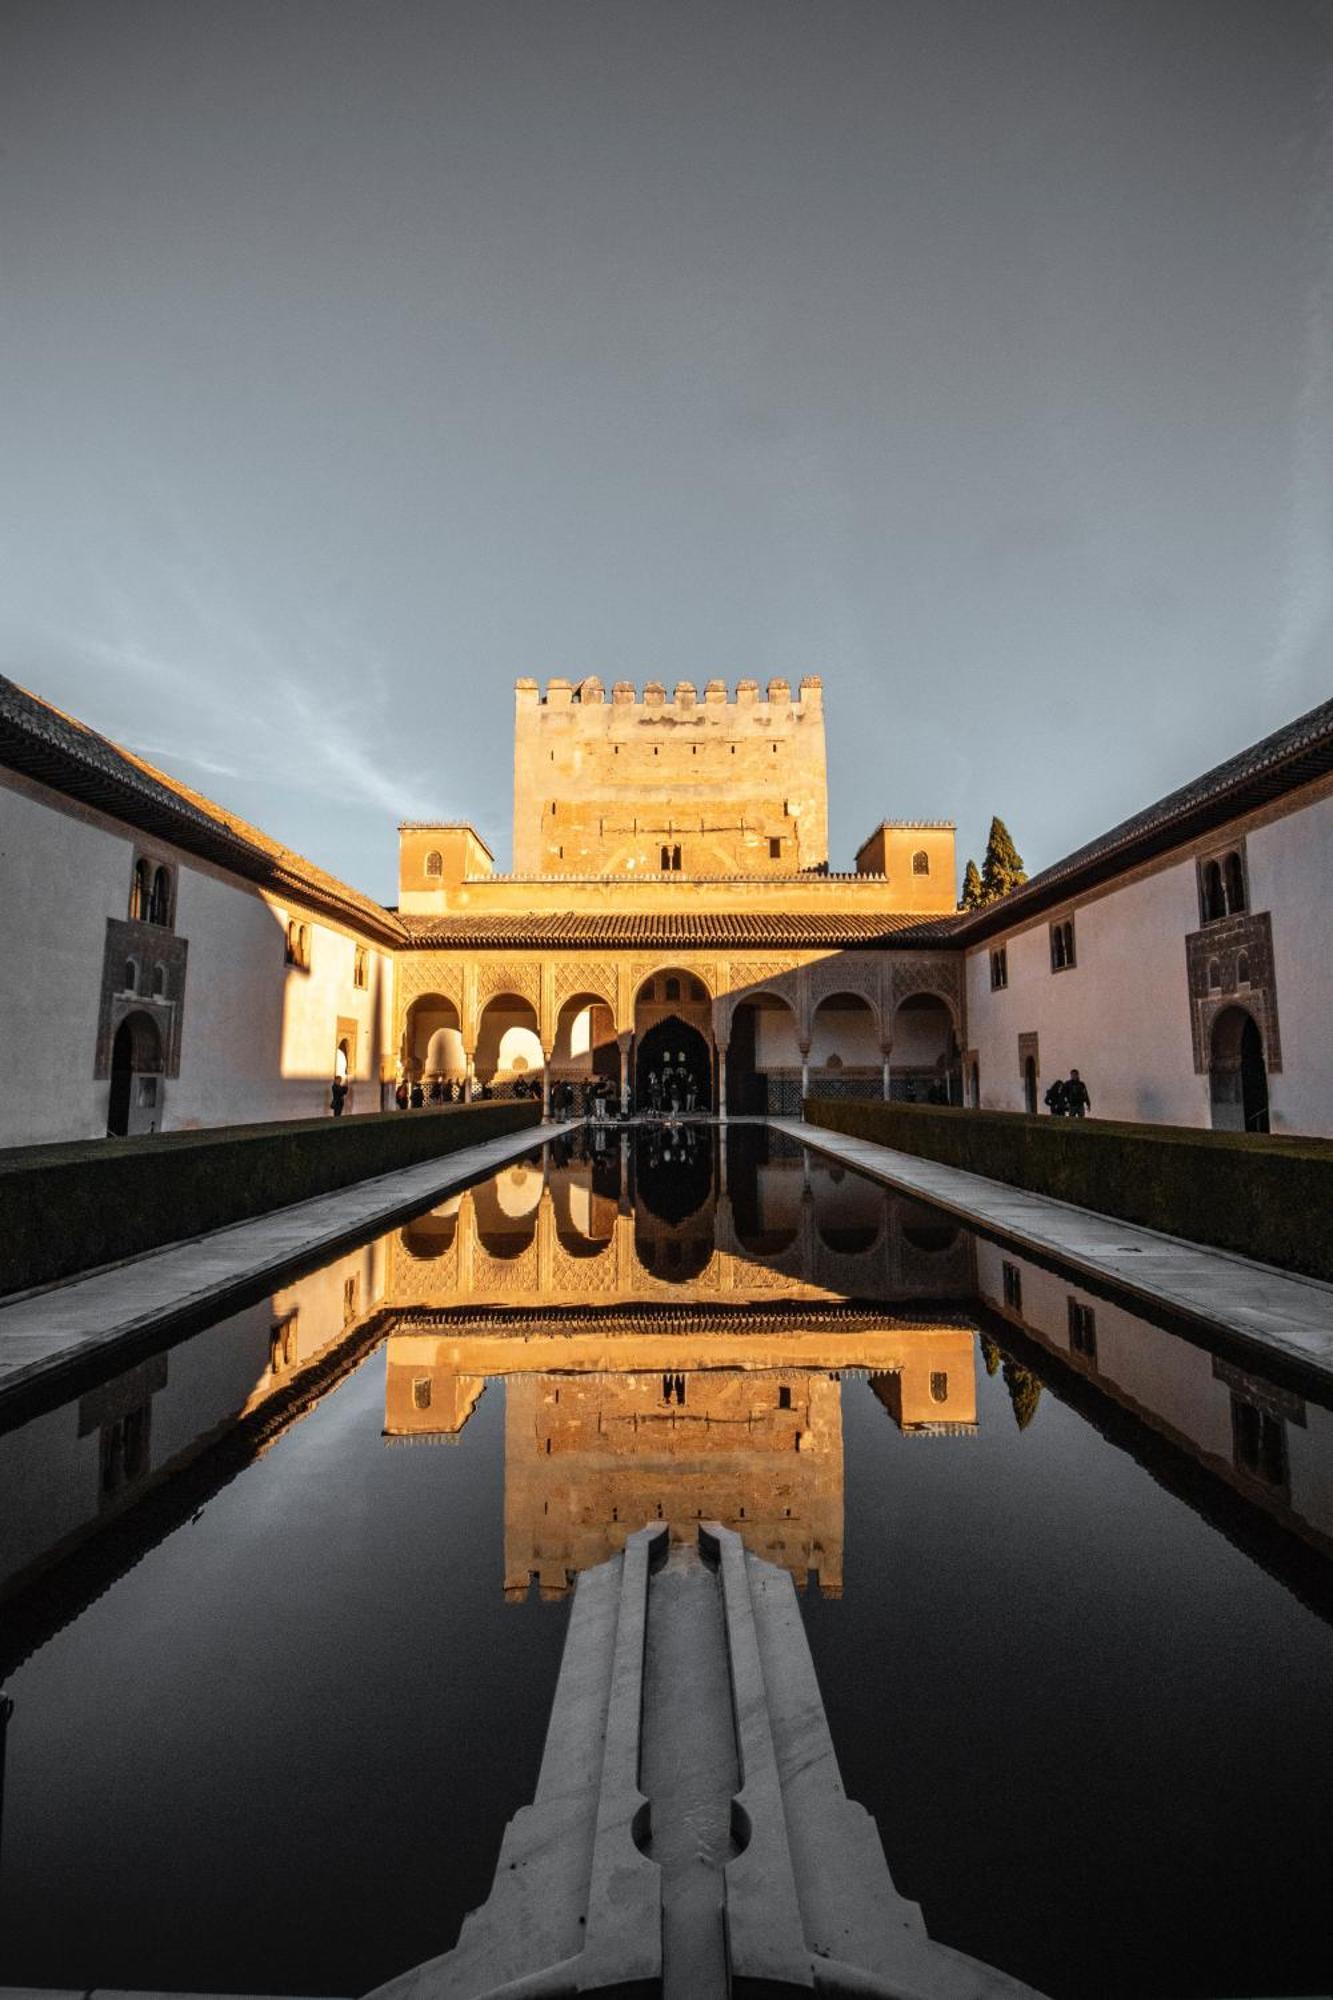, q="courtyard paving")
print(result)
[775,1116,1333,1386]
